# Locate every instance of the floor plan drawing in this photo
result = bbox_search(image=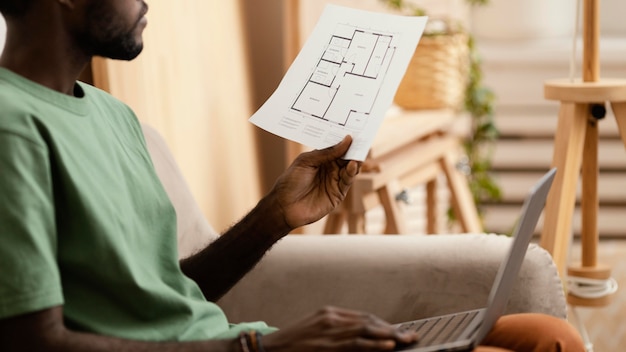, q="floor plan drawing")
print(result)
[291,23,396,129]
[249,5,426,161]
